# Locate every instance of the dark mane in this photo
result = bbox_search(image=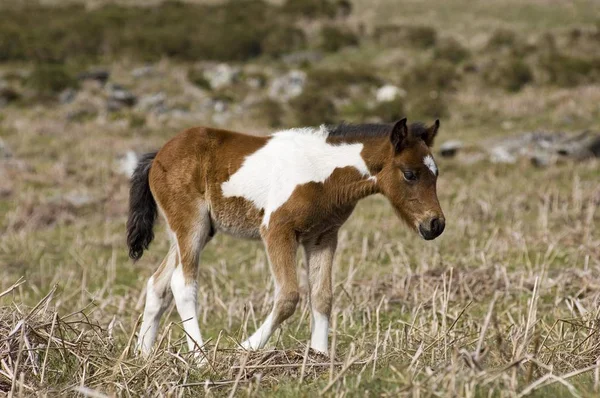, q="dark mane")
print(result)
[328,122,429,141]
